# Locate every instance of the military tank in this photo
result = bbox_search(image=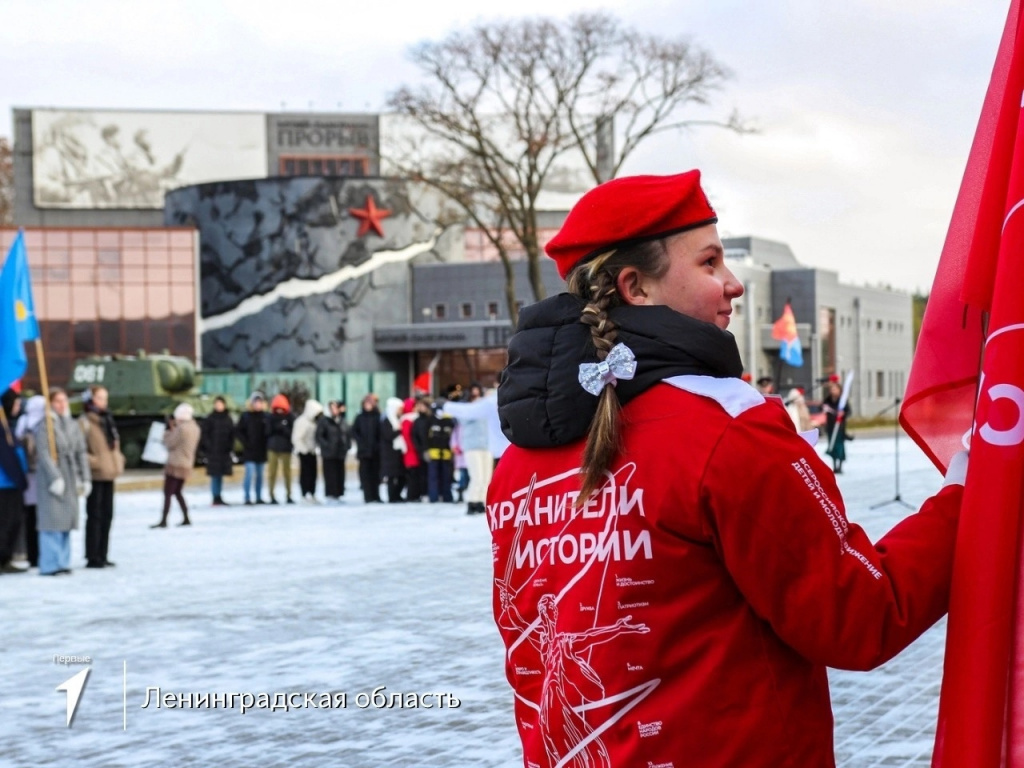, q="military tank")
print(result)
[67,353,228,468]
